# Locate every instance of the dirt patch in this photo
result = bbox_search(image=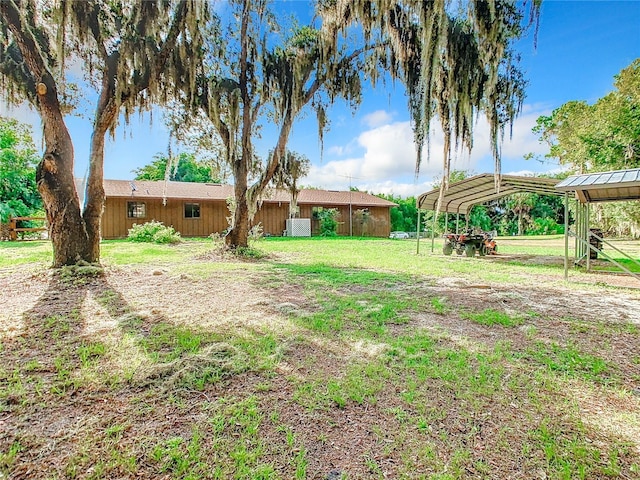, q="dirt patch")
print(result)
[412,279,640,389]
[473,252,640,289]
[2,256,640,478]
